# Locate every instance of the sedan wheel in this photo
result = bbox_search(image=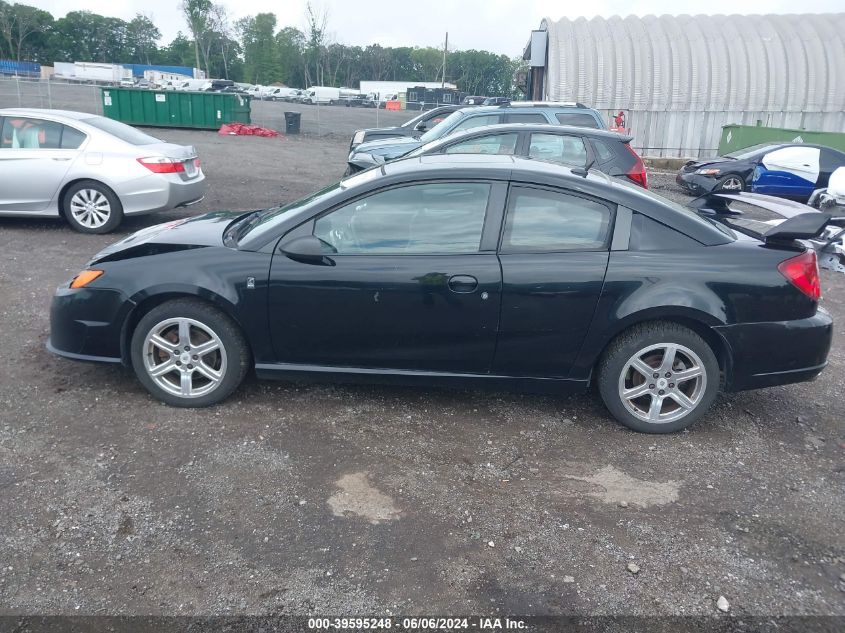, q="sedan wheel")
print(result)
[618,343,706,425]
[70,189,112,229]
[142,317,227,399]
[131,299,250,407]
[62,180,123,234]
[717,175,744,191]
[597,322,719,433]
